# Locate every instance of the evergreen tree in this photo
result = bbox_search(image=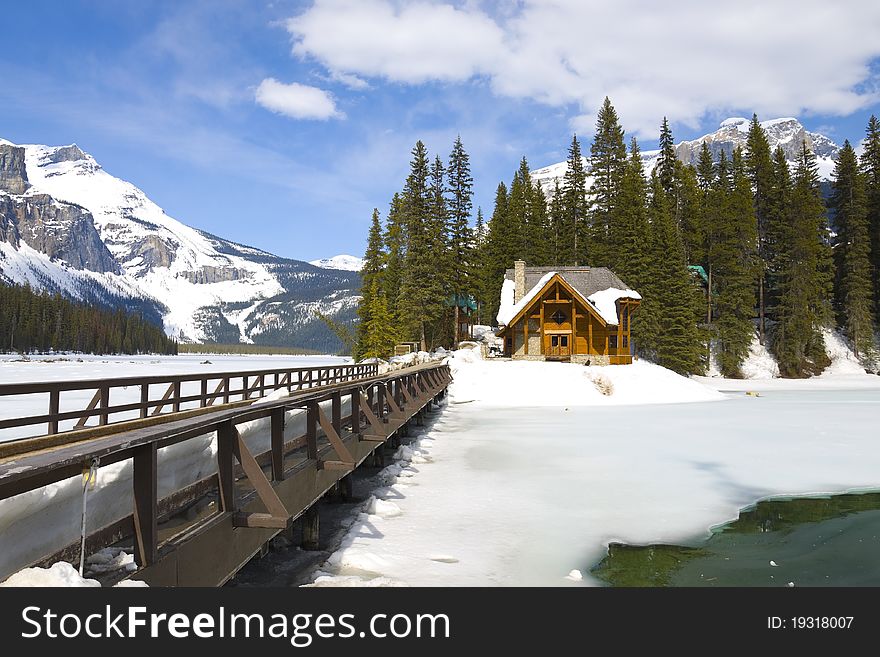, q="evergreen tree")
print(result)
[484,182,512,323]
[471,207,488,323]
[713,147,758,377]
[447,136,474,303]
[860,115,880,321]
[696,142,715,191]
[656,117,677,197]
[676,162,704,266]
[773,142,832,377]
[398,141,446,350]
[561,135,588,265]
[608,137,649,285]
[383,193,405,319]
[588,97,627,266]
[359,279,398,359]
[831,140,877,366]
[640,172,704,374]
[745,114,775,344]
[548,180,564,266]
[354,208,385,359]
